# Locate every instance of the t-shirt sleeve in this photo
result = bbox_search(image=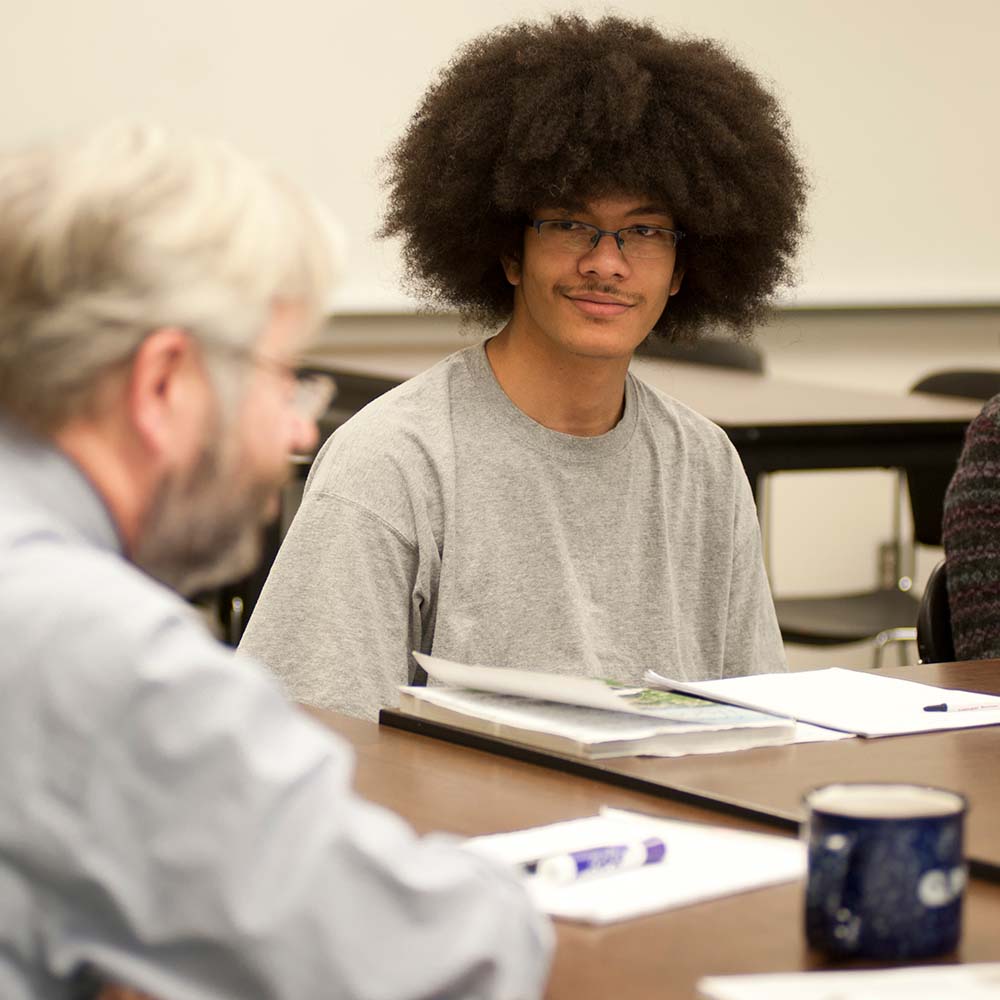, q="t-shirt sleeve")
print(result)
[722,456,787,676]
[240,488,433,722]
